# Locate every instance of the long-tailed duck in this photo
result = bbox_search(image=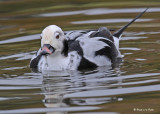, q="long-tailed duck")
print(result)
[30,8,148,72]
